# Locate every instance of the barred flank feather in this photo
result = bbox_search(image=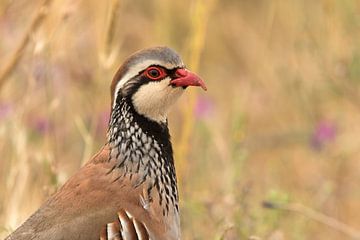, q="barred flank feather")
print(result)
[100,210,150,240]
